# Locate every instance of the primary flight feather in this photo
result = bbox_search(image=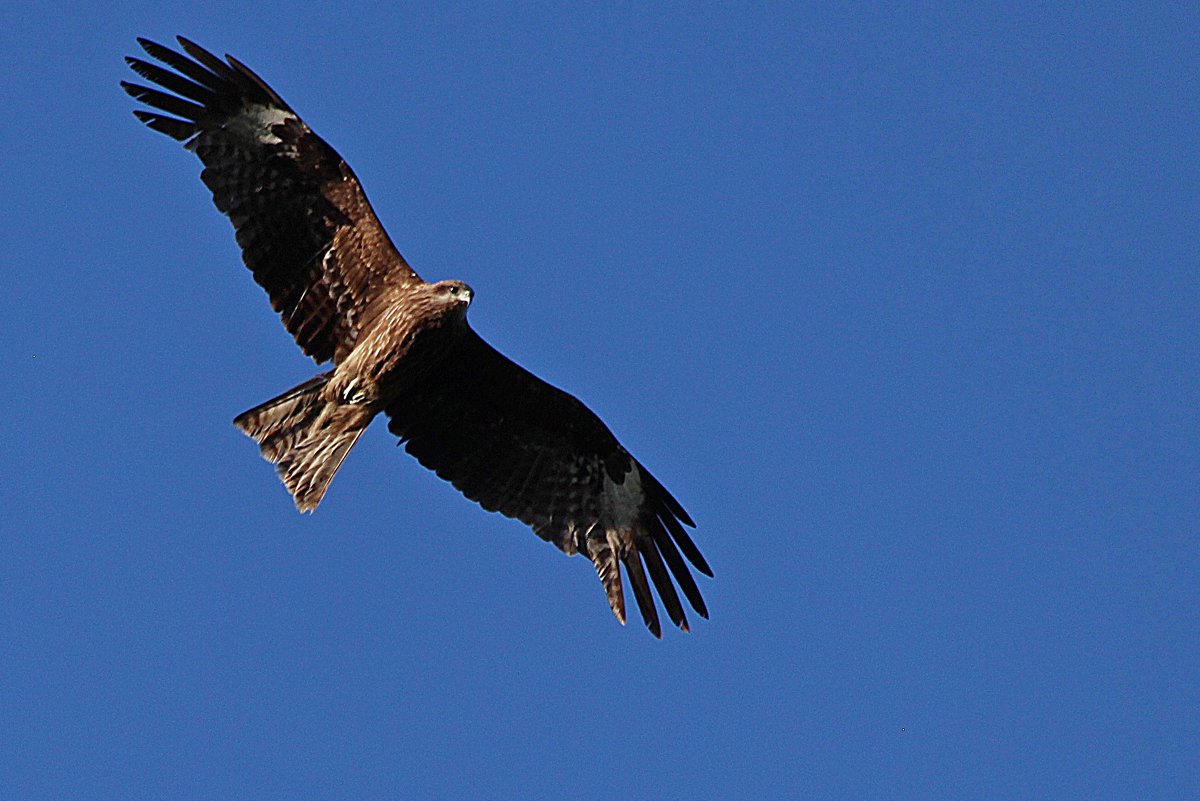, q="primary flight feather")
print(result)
[123,36,710,636]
